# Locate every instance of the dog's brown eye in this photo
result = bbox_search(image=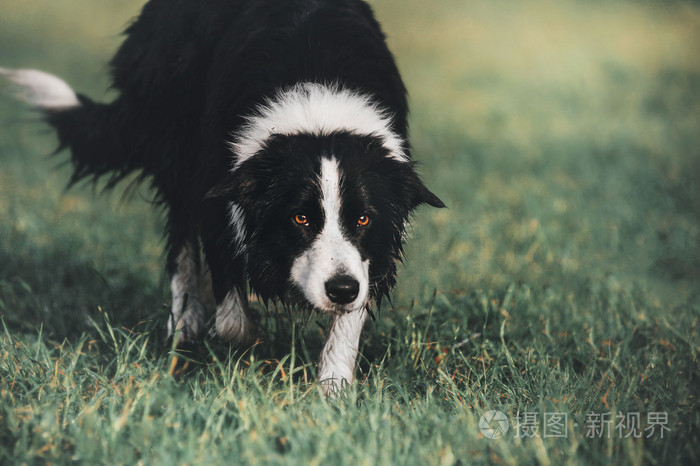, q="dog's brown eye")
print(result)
[357,215,370,227]
[294,214,309,226]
